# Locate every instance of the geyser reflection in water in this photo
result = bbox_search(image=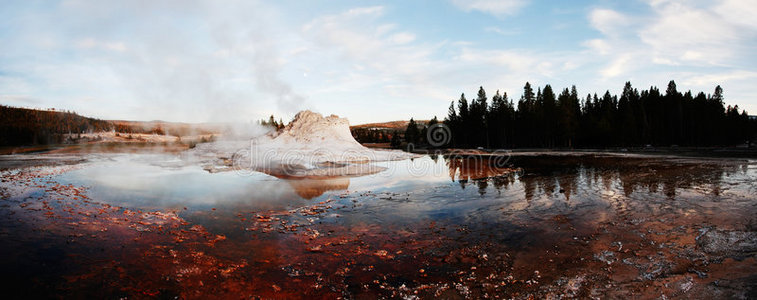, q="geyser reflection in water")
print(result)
[2,152,756,298]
